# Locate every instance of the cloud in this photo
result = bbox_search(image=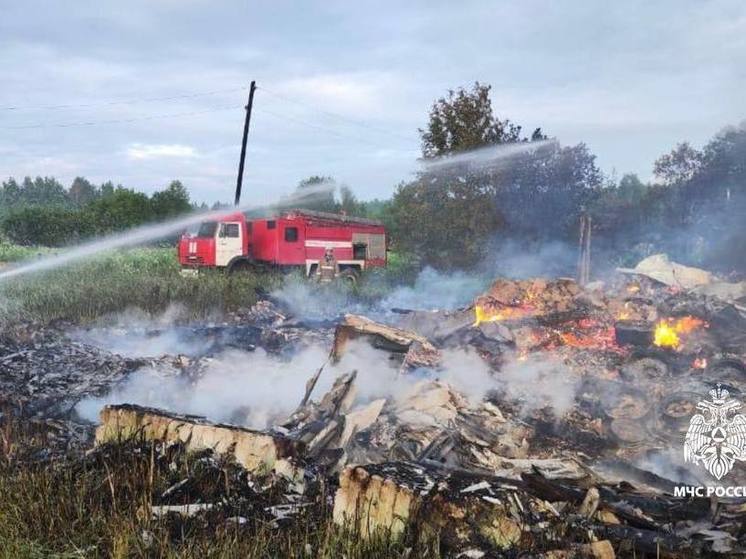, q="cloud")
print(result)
[275,72,396,115]
[126,143,197,160]
[2,1,745,203]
